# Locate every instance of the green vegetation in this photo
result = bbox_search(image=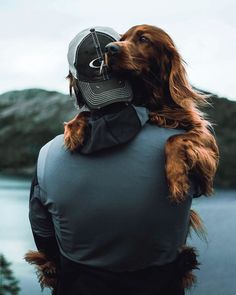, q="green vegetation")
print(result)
[0,88,77,176]
[0,88,235,188]
[204,95,236,188]
[0,254,20,295]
